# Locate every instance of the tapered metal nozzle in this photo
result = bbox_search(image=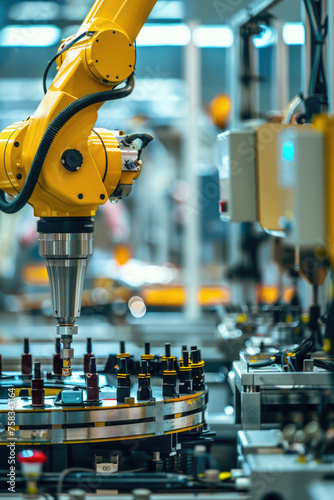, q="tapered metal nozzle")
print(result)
[37,218,94,378]
[38,232,93,324]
